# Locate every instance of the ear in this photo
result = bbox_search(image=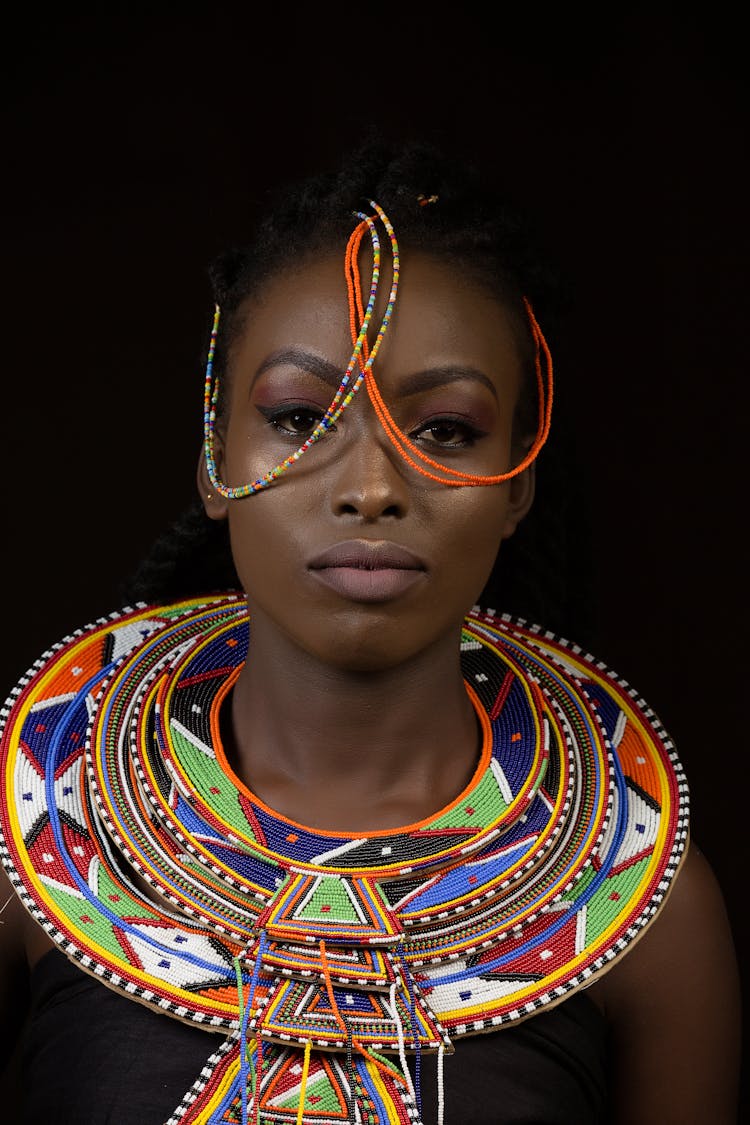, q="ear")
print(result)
[500,461,536,540]
[197,444,229,521]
